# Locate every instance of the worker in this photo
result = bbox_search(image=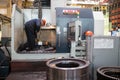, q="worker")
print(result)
[111,25,118,36]
[18,19,46,51]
